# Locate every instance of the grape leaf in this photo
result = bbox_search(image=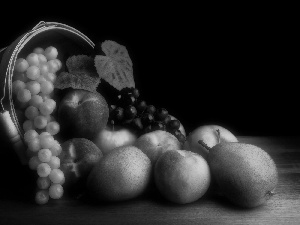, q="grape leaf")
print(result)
[54,71,100,93]
[95,40,135,91]
[54,55,100,93]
